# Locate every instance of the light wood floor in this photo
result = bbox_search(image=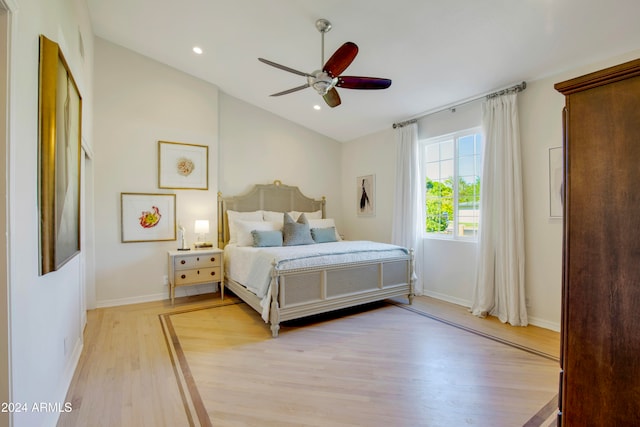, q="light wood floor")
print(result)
[58,293,560,427]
